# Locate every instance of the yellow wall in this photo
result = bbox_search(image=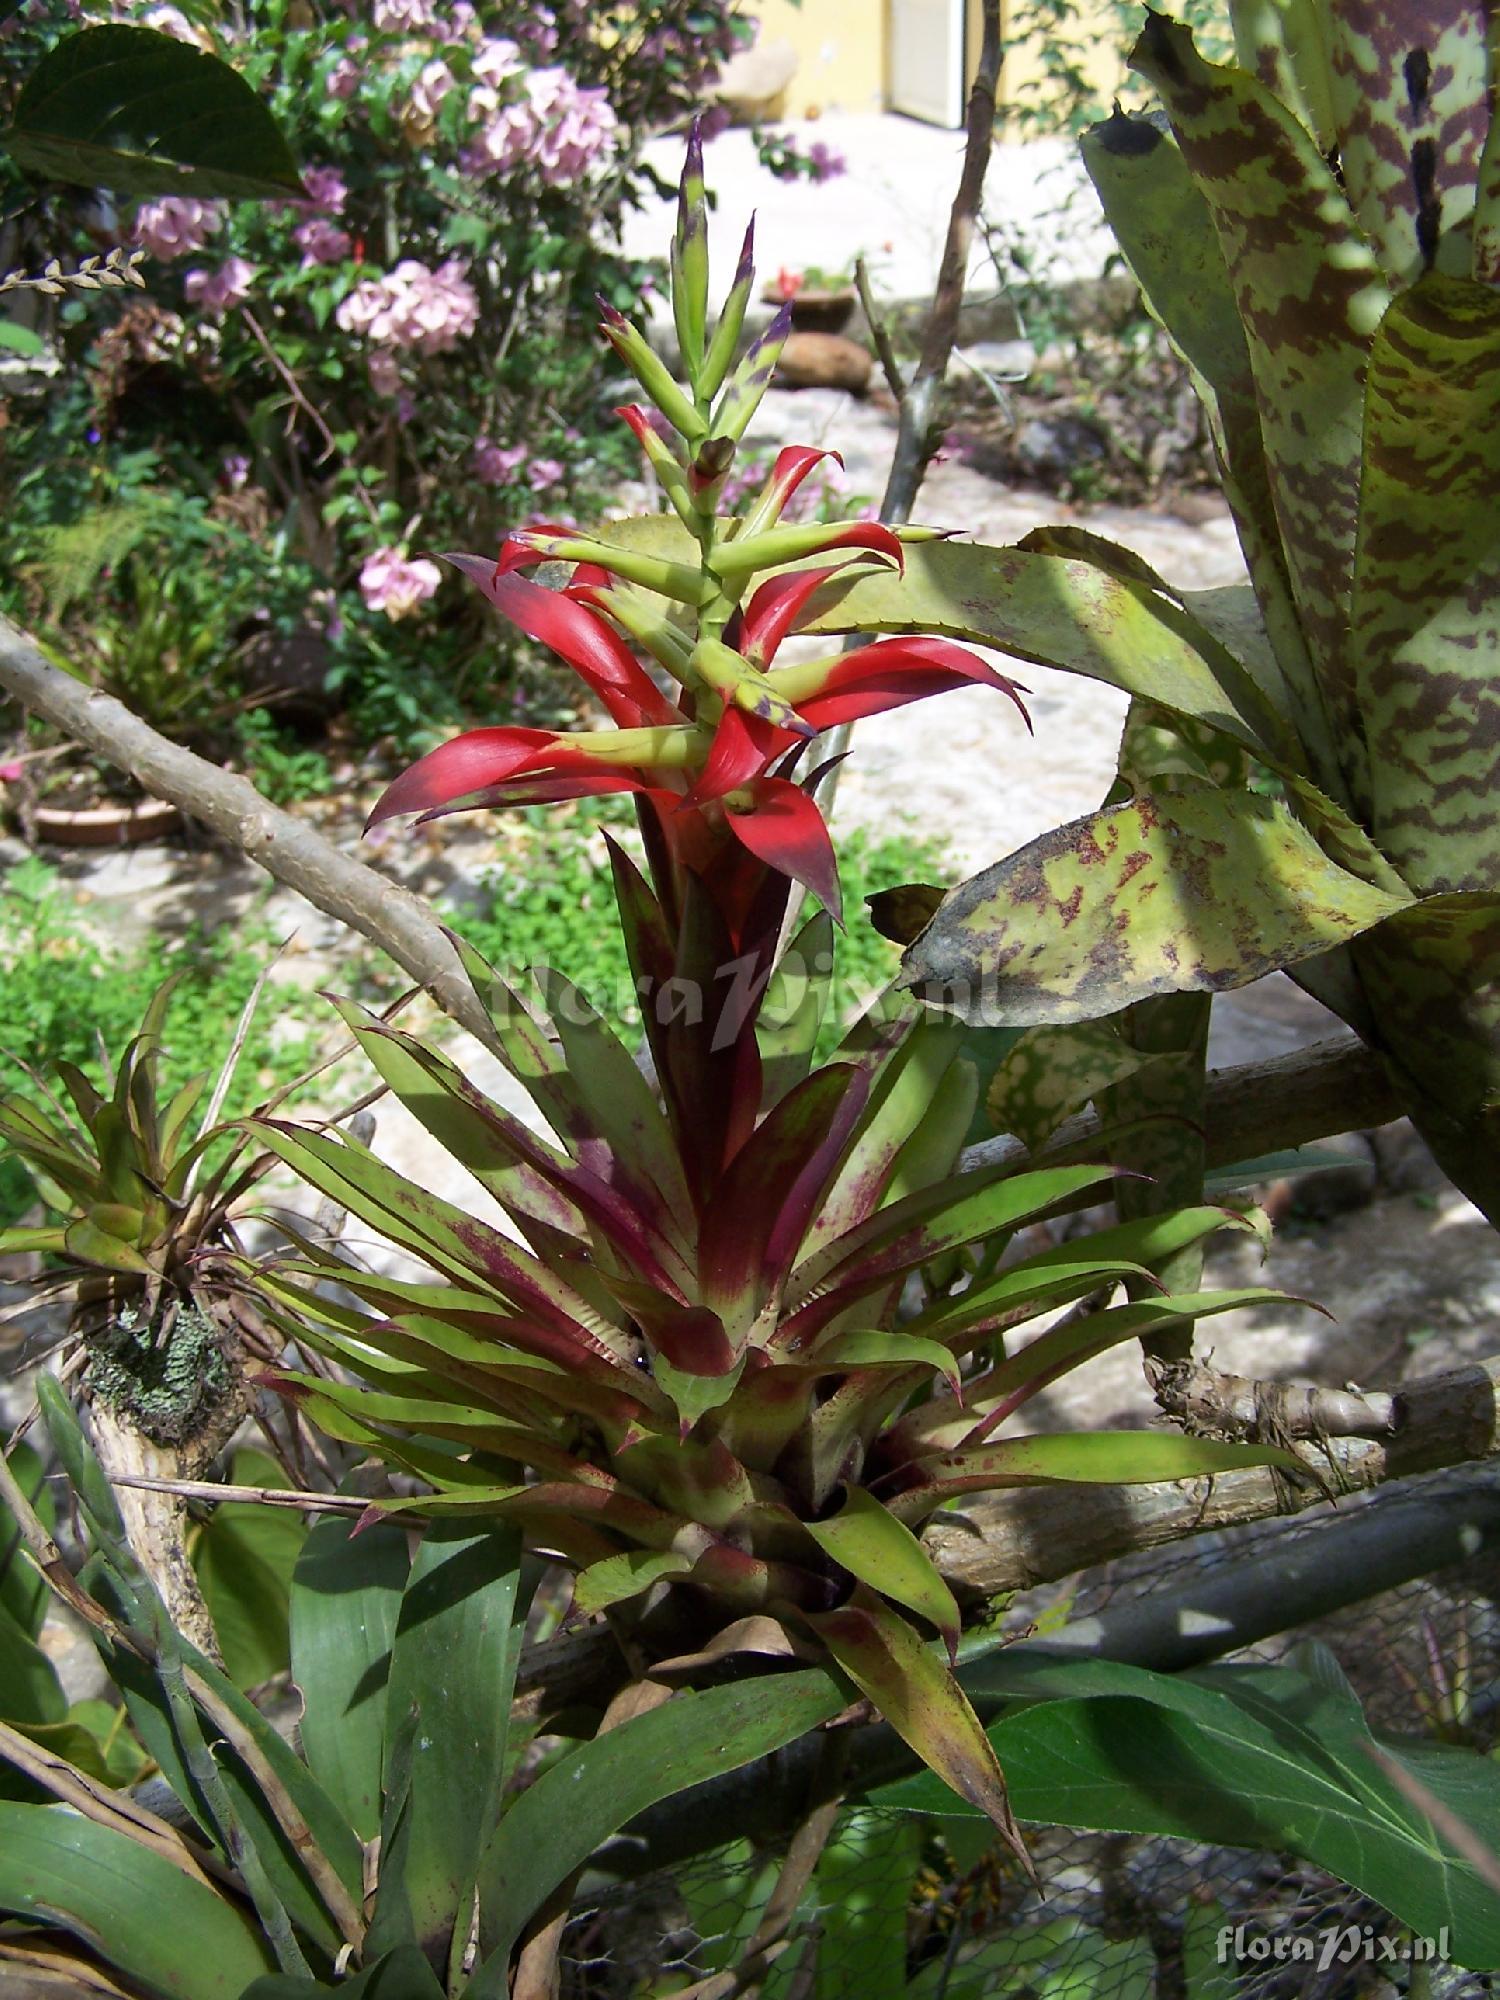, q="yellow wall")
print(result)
[752,0,886,117]
[746,1,1126,121]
